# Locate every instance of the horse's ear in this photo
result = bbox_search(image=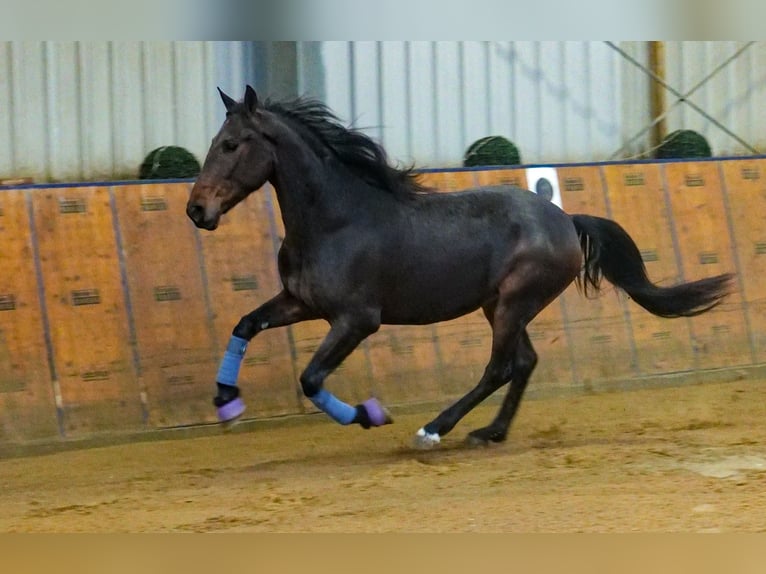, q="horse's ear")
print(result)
[244,84,259,113]
[217,87,237,112]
